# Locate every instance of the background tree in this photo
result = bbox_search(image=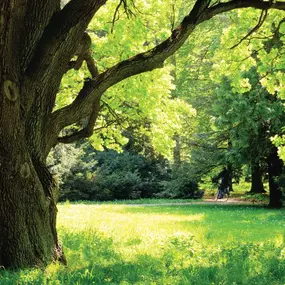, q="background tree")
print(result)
[164,7,285,204]
[211,9,285,206]
[212,74,284,197]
